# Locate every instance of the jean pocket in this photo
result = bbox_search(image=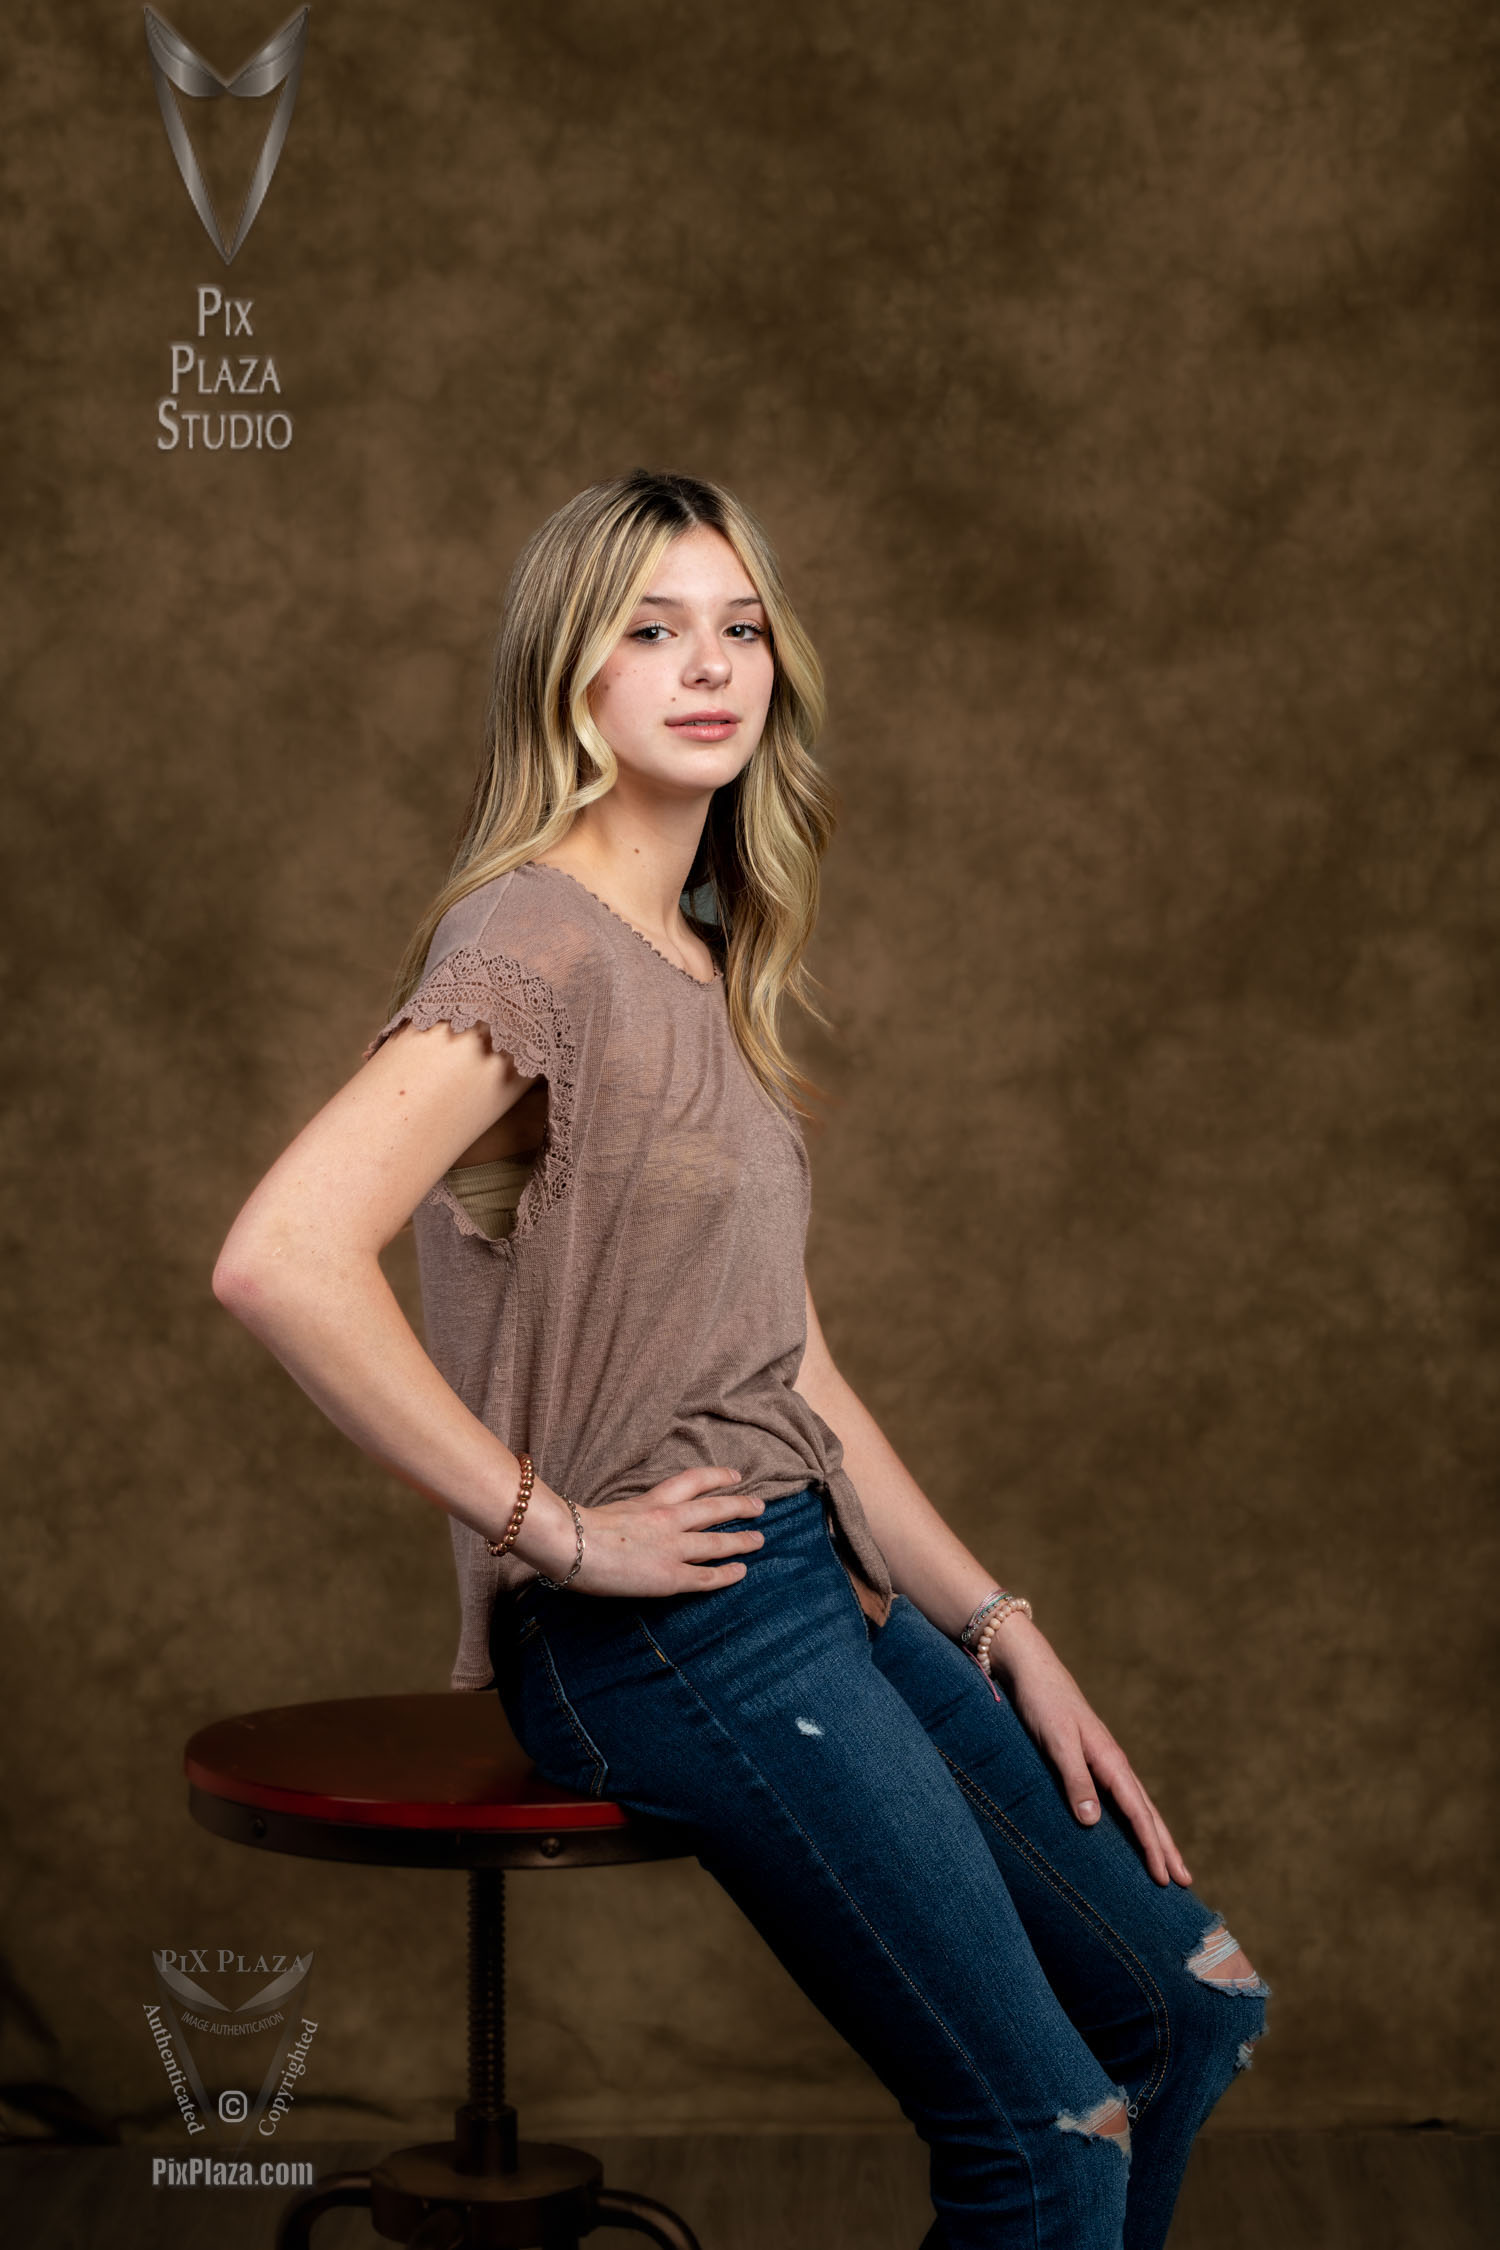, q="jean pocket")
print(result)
[508,1623,611,1799]
[820,1501,882,1637]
